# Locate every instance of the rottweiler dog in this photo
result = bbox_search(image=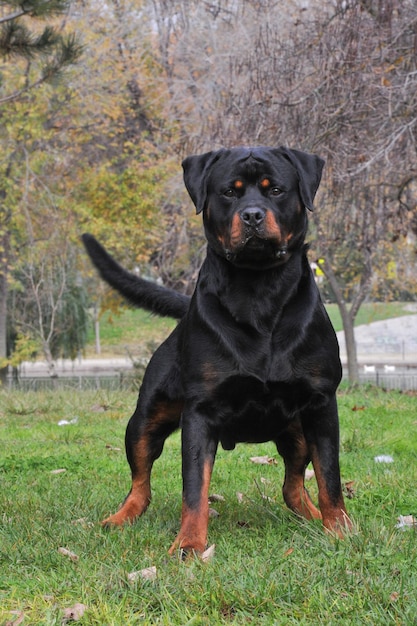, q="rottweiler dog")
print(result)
[82,145,351,555]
